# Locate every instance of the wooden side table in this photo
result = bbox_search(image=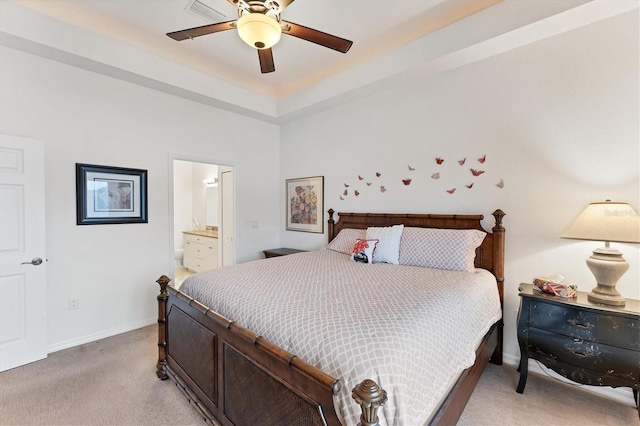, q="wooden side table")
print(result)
[263,248,306,258]
[516,283,640,416]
